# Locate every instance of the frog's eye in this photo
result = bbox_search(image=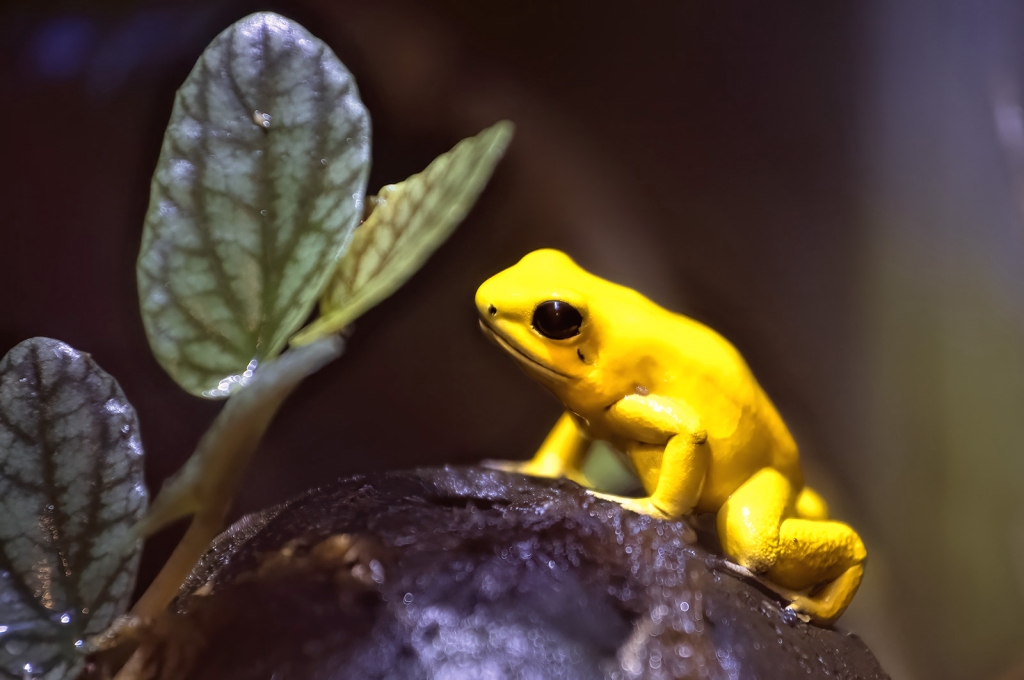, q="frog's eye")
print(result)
[533,300,582,339]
